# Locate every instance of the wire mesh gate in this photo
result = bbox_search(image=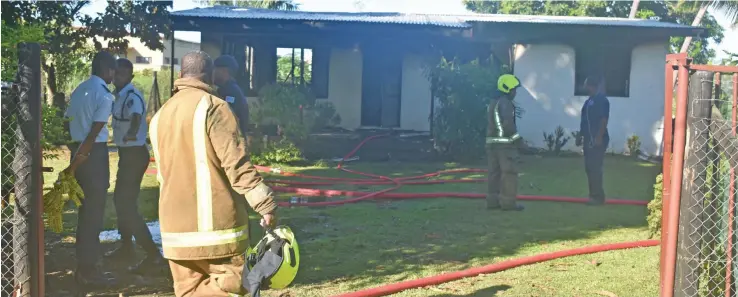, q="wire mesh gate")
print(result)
[661,53,738,297]
[1,43,45,297]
